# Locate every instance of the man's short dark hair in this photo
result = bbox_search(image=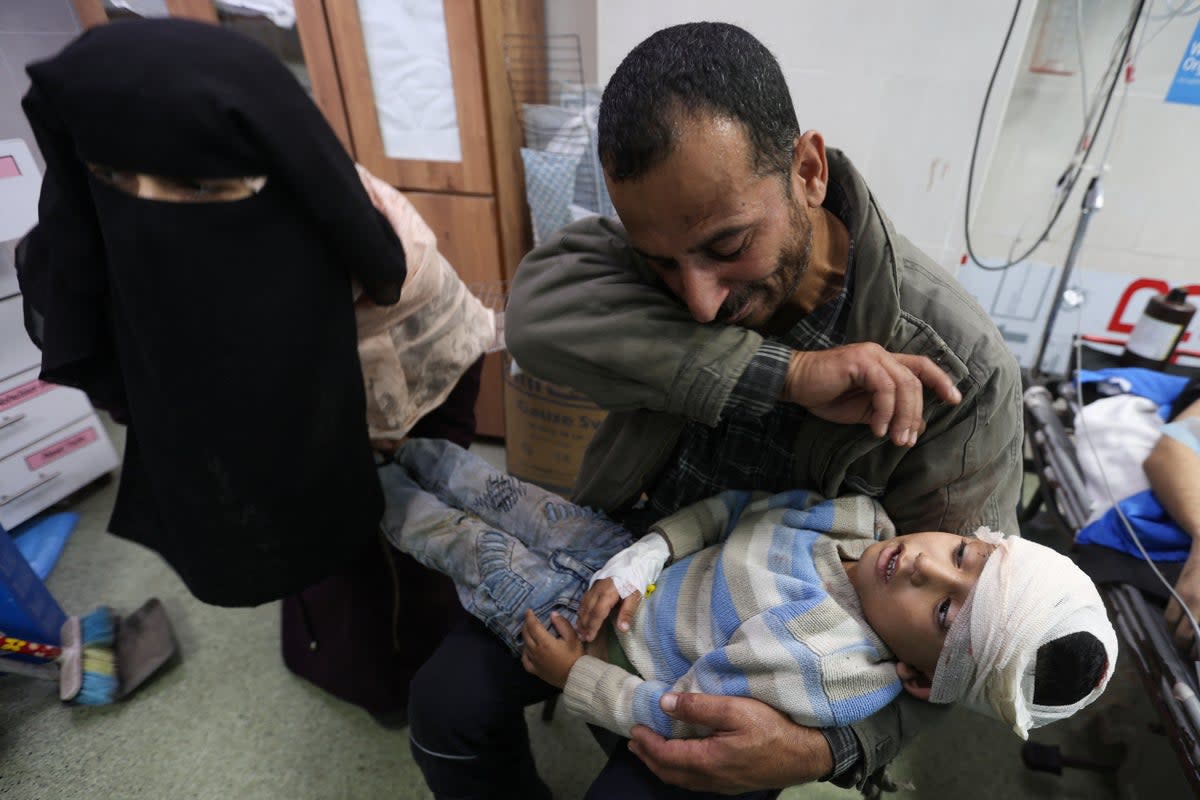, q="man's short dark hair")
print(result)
[597,22,801,182]
[1033,631,1109,706]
